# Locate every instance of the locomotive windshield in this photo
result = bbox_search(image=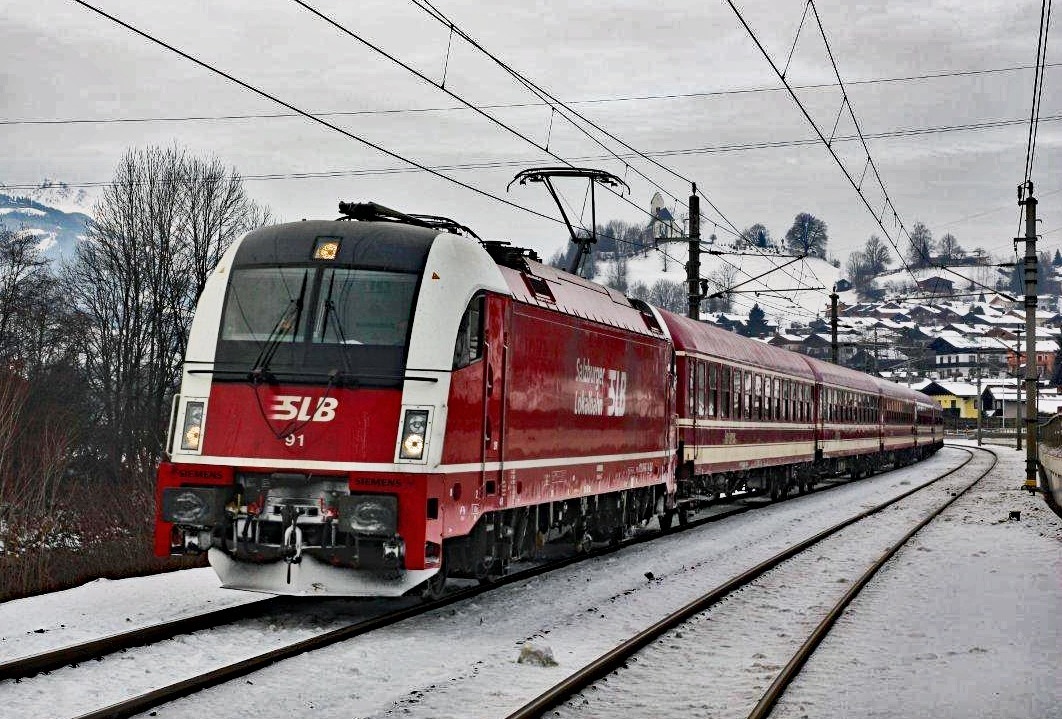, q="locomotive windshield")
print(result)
[215,265,420,386]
